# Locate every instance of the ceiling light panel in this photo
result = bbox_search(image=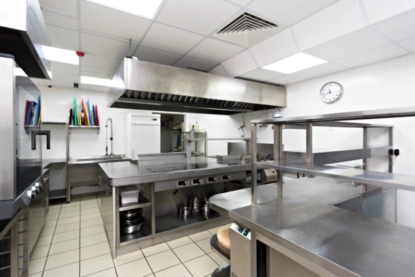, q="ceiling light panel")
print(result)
[262,52,327,74]
[81,76,112,86]
[86,0,163,19]
[34,45,79,65]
